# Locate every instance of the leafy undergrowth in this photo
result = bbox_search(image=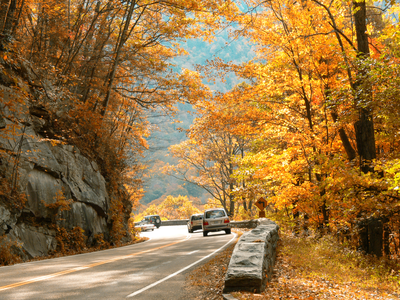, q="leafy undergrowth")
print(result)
[185,230,400,299]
